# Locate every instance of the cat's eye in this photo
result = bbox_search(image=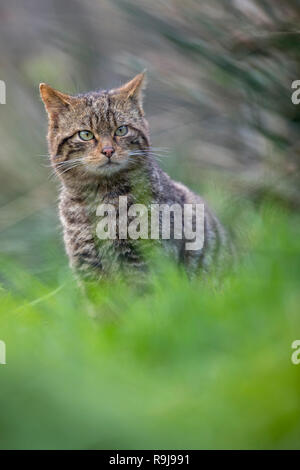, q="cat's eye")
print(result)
[78,130,94,141]
[115,125,128,137]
